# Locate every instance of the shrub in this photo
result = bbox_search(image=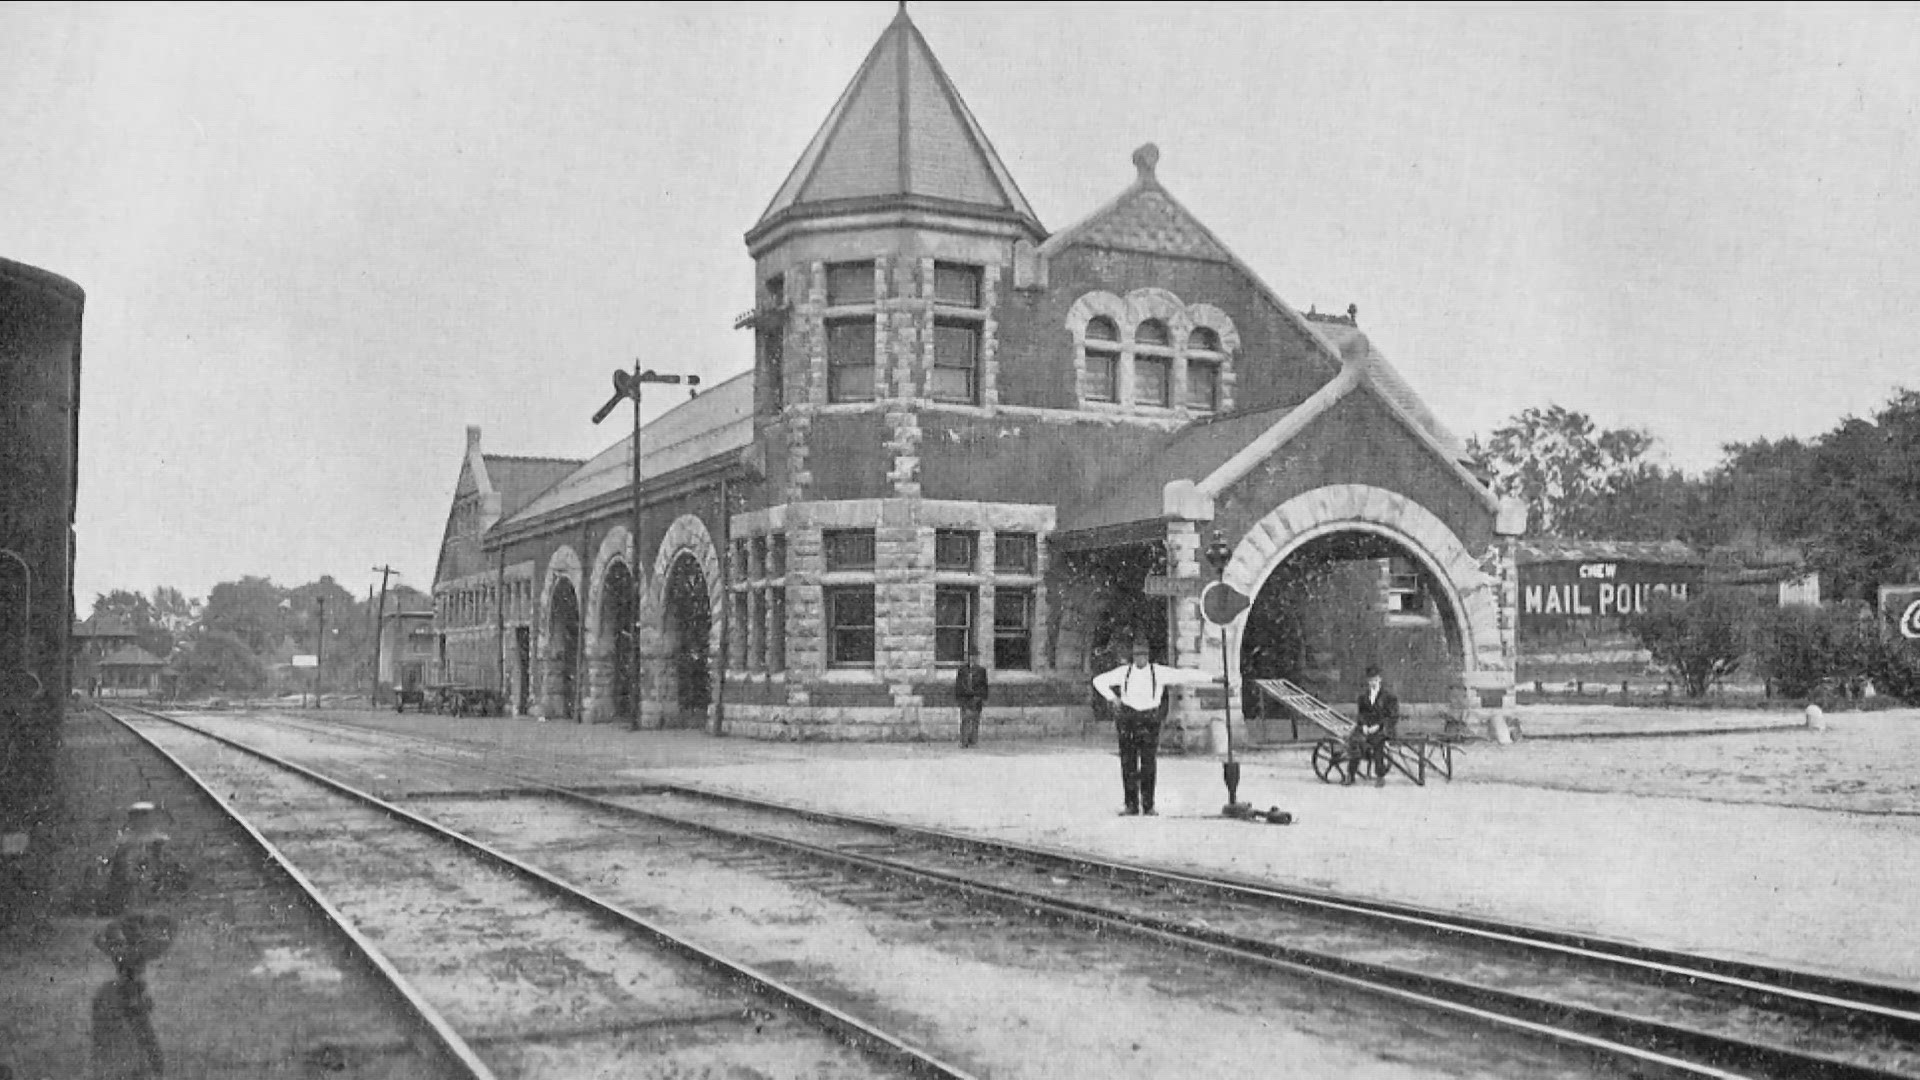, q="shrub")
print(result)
[1758,605,1831,698]
[1756,601,1879,699]
[1874,642,1920,705]
[1629,587,1756,697]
